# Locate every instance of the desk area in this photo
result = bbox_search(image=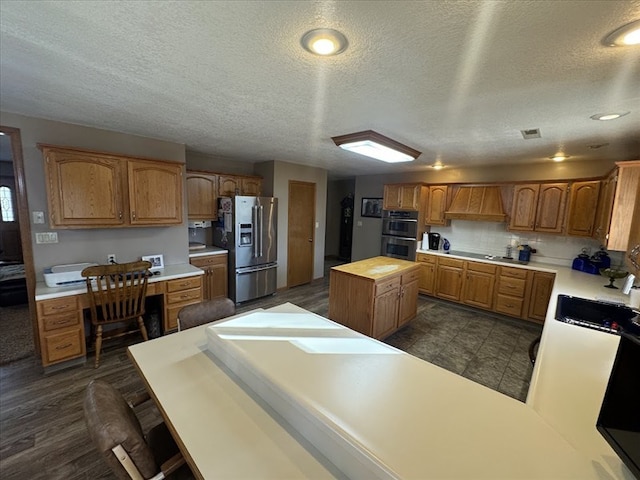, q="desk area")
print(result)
[35,263,204,369]
[128,303,629,480]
